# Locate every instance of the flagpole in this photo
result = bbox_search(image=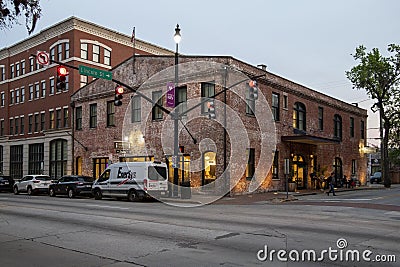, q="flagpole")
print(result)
[132,27,136,74]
